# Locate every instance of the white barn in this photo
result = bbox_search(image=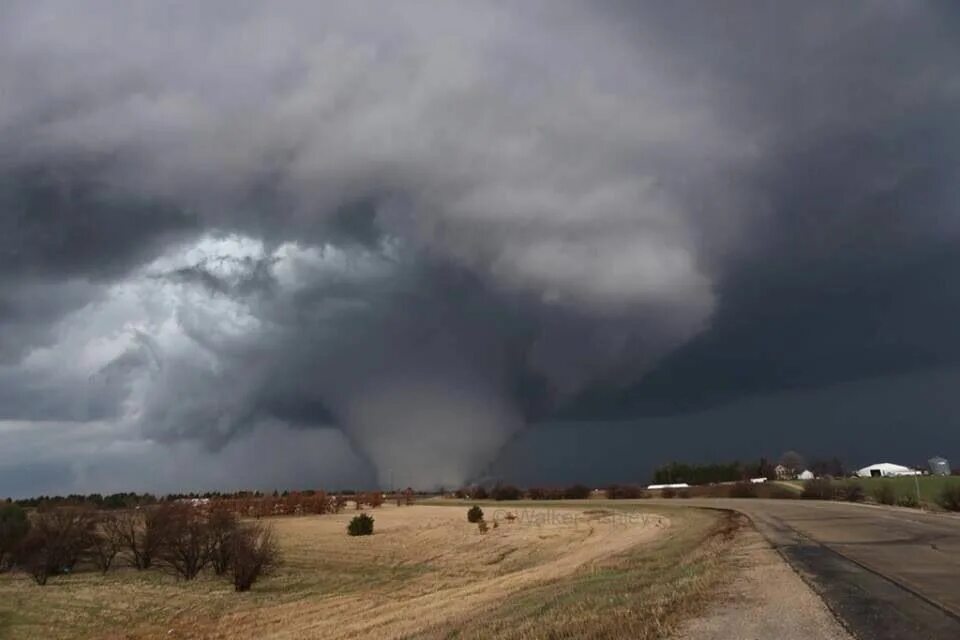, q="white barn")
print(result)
[856,462,920,478]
